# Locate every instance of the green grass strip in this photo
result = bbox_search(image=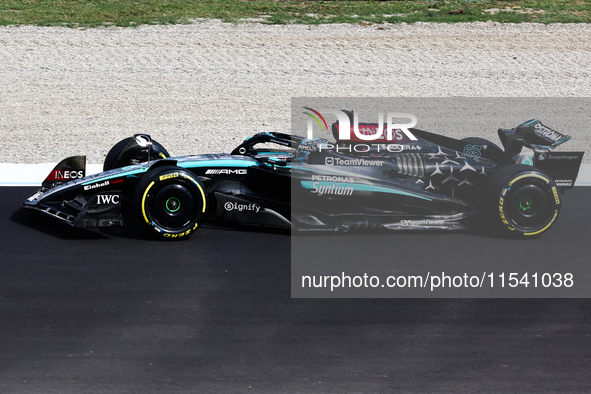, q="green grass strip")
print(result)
[1,0,590,27]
